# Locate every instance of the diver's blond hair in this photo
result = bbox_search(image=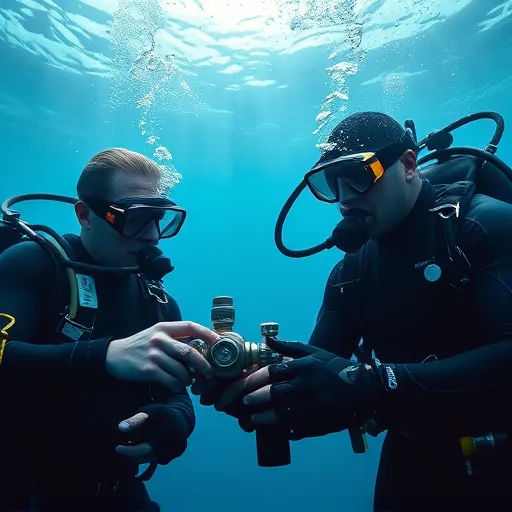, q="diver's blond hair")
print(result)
[77,148,162,200]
